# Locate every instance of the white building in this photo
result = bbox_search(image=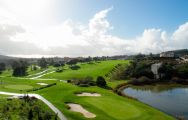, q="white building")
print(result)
[160,52,174,58]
